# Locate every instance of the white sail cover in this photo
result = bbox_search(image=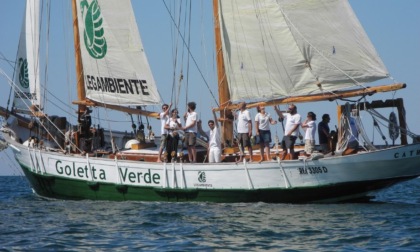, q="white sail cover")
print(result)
[13,0,41,113]
[76,0,160,106]
[218,0,389,102]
